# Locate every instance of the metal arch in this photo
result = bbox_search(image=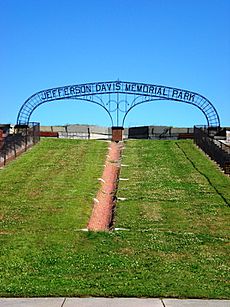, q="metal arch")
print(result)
[70,97,114,126]
[121,96,216,127]
[20,96,114,126]
[16,81,221,127]
[122,97,166,127]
